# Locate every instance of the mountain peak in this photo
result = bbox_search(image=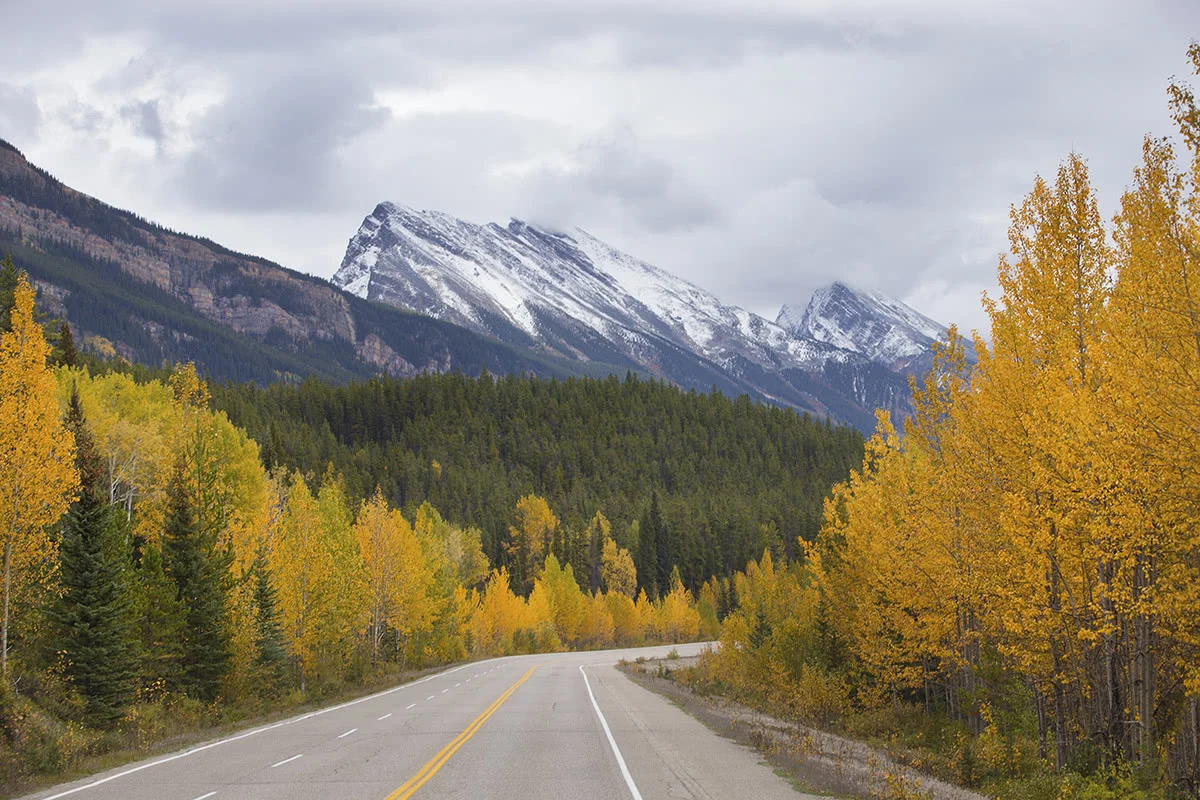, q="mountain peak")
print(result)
[777,282,952,372]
